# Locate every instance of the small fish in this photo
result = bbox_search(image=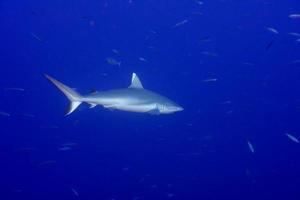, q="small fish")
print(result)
[29,32,42,42]
[172,19,188,28]
[220,100,232,104]
[266,27,279,34]
[265,39,275,51]
[19,113,35,118]
[112,49,119,54]
[71,187,79,197]
[242,62,255,66]
[289,14,300,19]
[202,78,218,82]
[290,60,300,64]
[0,111,10,117]
[247,140,255,154]
[196,0,203,5]
[288,32,300,37]
[106,57,121,66]
[4,87,25,92]
[62,142,77,146]
[201,51,218,57]
[58,146,72,151]
[199,36,212,42]
[286,133,299,143]
[38,160,56,167]
[139,57,147,62]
